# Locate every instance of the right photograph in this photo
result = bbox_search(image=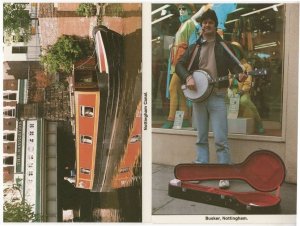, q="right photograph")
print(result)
[152,3,298,218]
